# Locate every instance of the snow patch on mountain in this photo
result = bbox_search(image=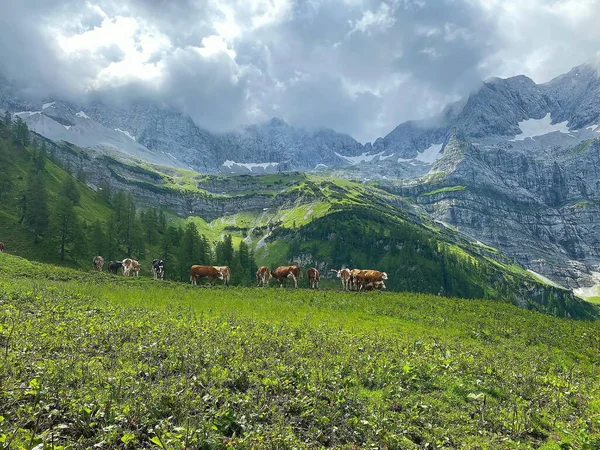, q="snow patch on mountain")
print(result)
[335,151,384,165]
[221,160,279,174]
[115,128,136,141]
[76,111,91,119]
[511,113,570,141]
[42,102,55,109]
[415,143,443,164]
